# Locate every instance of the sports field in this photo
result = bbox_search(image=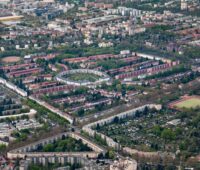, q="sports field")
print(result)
[174,97,200,109]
